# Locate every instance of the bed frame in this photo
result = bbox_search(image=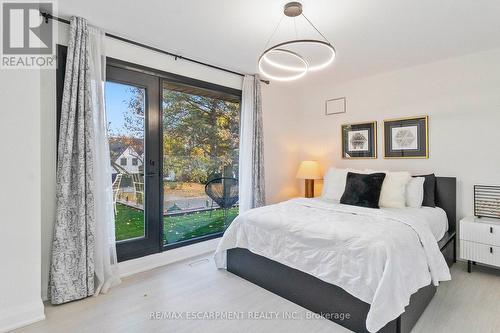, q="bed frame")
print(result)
[227,177,456,333]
